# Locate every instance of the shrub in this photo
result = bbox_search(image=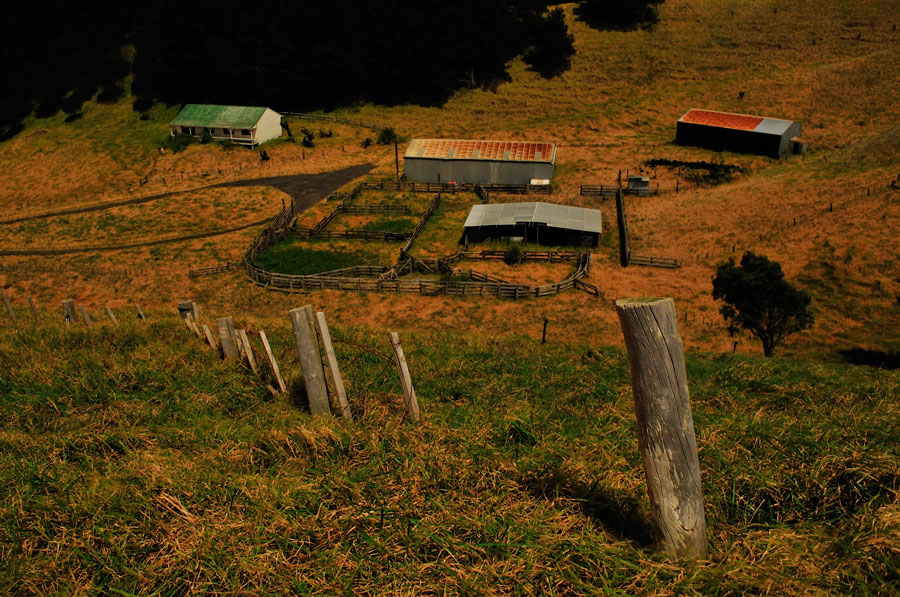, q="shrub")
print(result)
[361,137,373,148]
[162,133,195,153]
[504,245,524,265]
[523,8,575,79]
[377,127,398,145]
